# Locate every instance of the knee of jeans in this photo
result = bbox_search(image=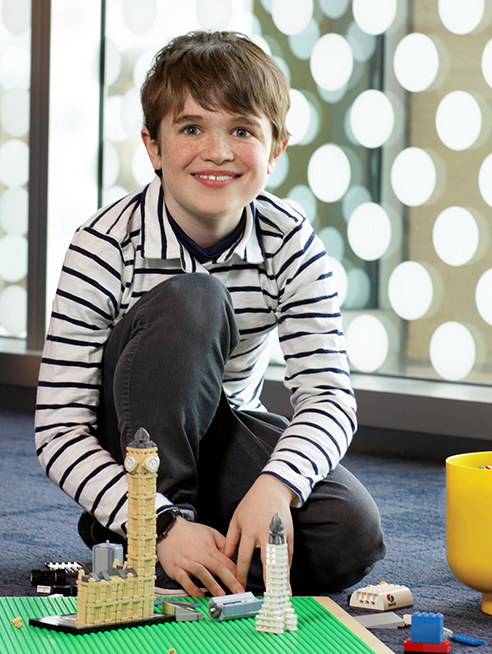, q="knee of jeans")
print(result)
[139,274,239,345]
